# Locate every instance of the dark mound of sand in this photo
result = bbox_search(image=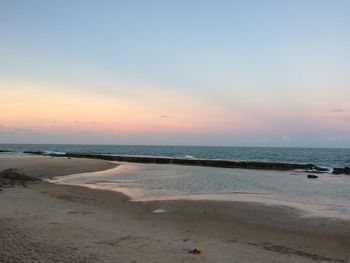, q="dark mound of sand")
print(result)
[0,168,40,190]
